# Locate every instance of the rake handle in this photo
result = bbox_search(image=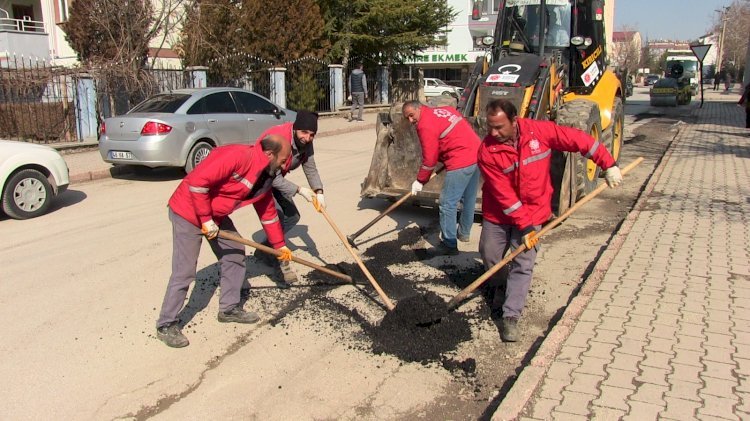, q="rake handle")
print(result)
[217,230,353,283]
